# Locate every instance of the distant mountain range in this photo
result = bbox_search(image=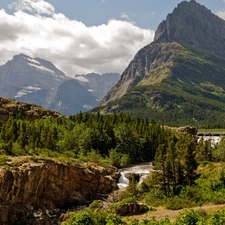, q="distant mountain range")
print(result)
[94,0,225,127]
[0,54,120,115]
